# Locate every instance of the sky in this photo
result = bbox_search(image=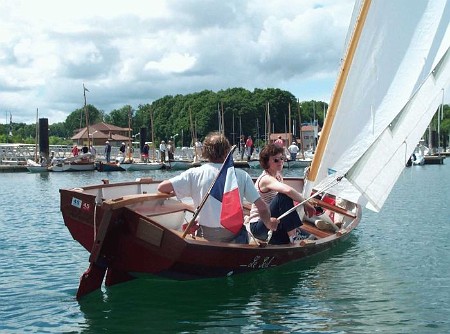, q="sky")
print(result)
[0,0,357,125]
